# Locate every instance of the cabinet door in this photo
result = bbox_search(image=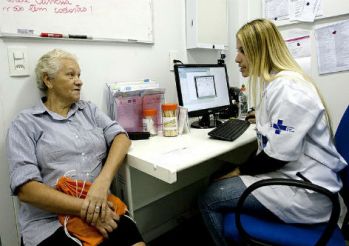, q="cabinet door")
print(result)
[186,0,228,49]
